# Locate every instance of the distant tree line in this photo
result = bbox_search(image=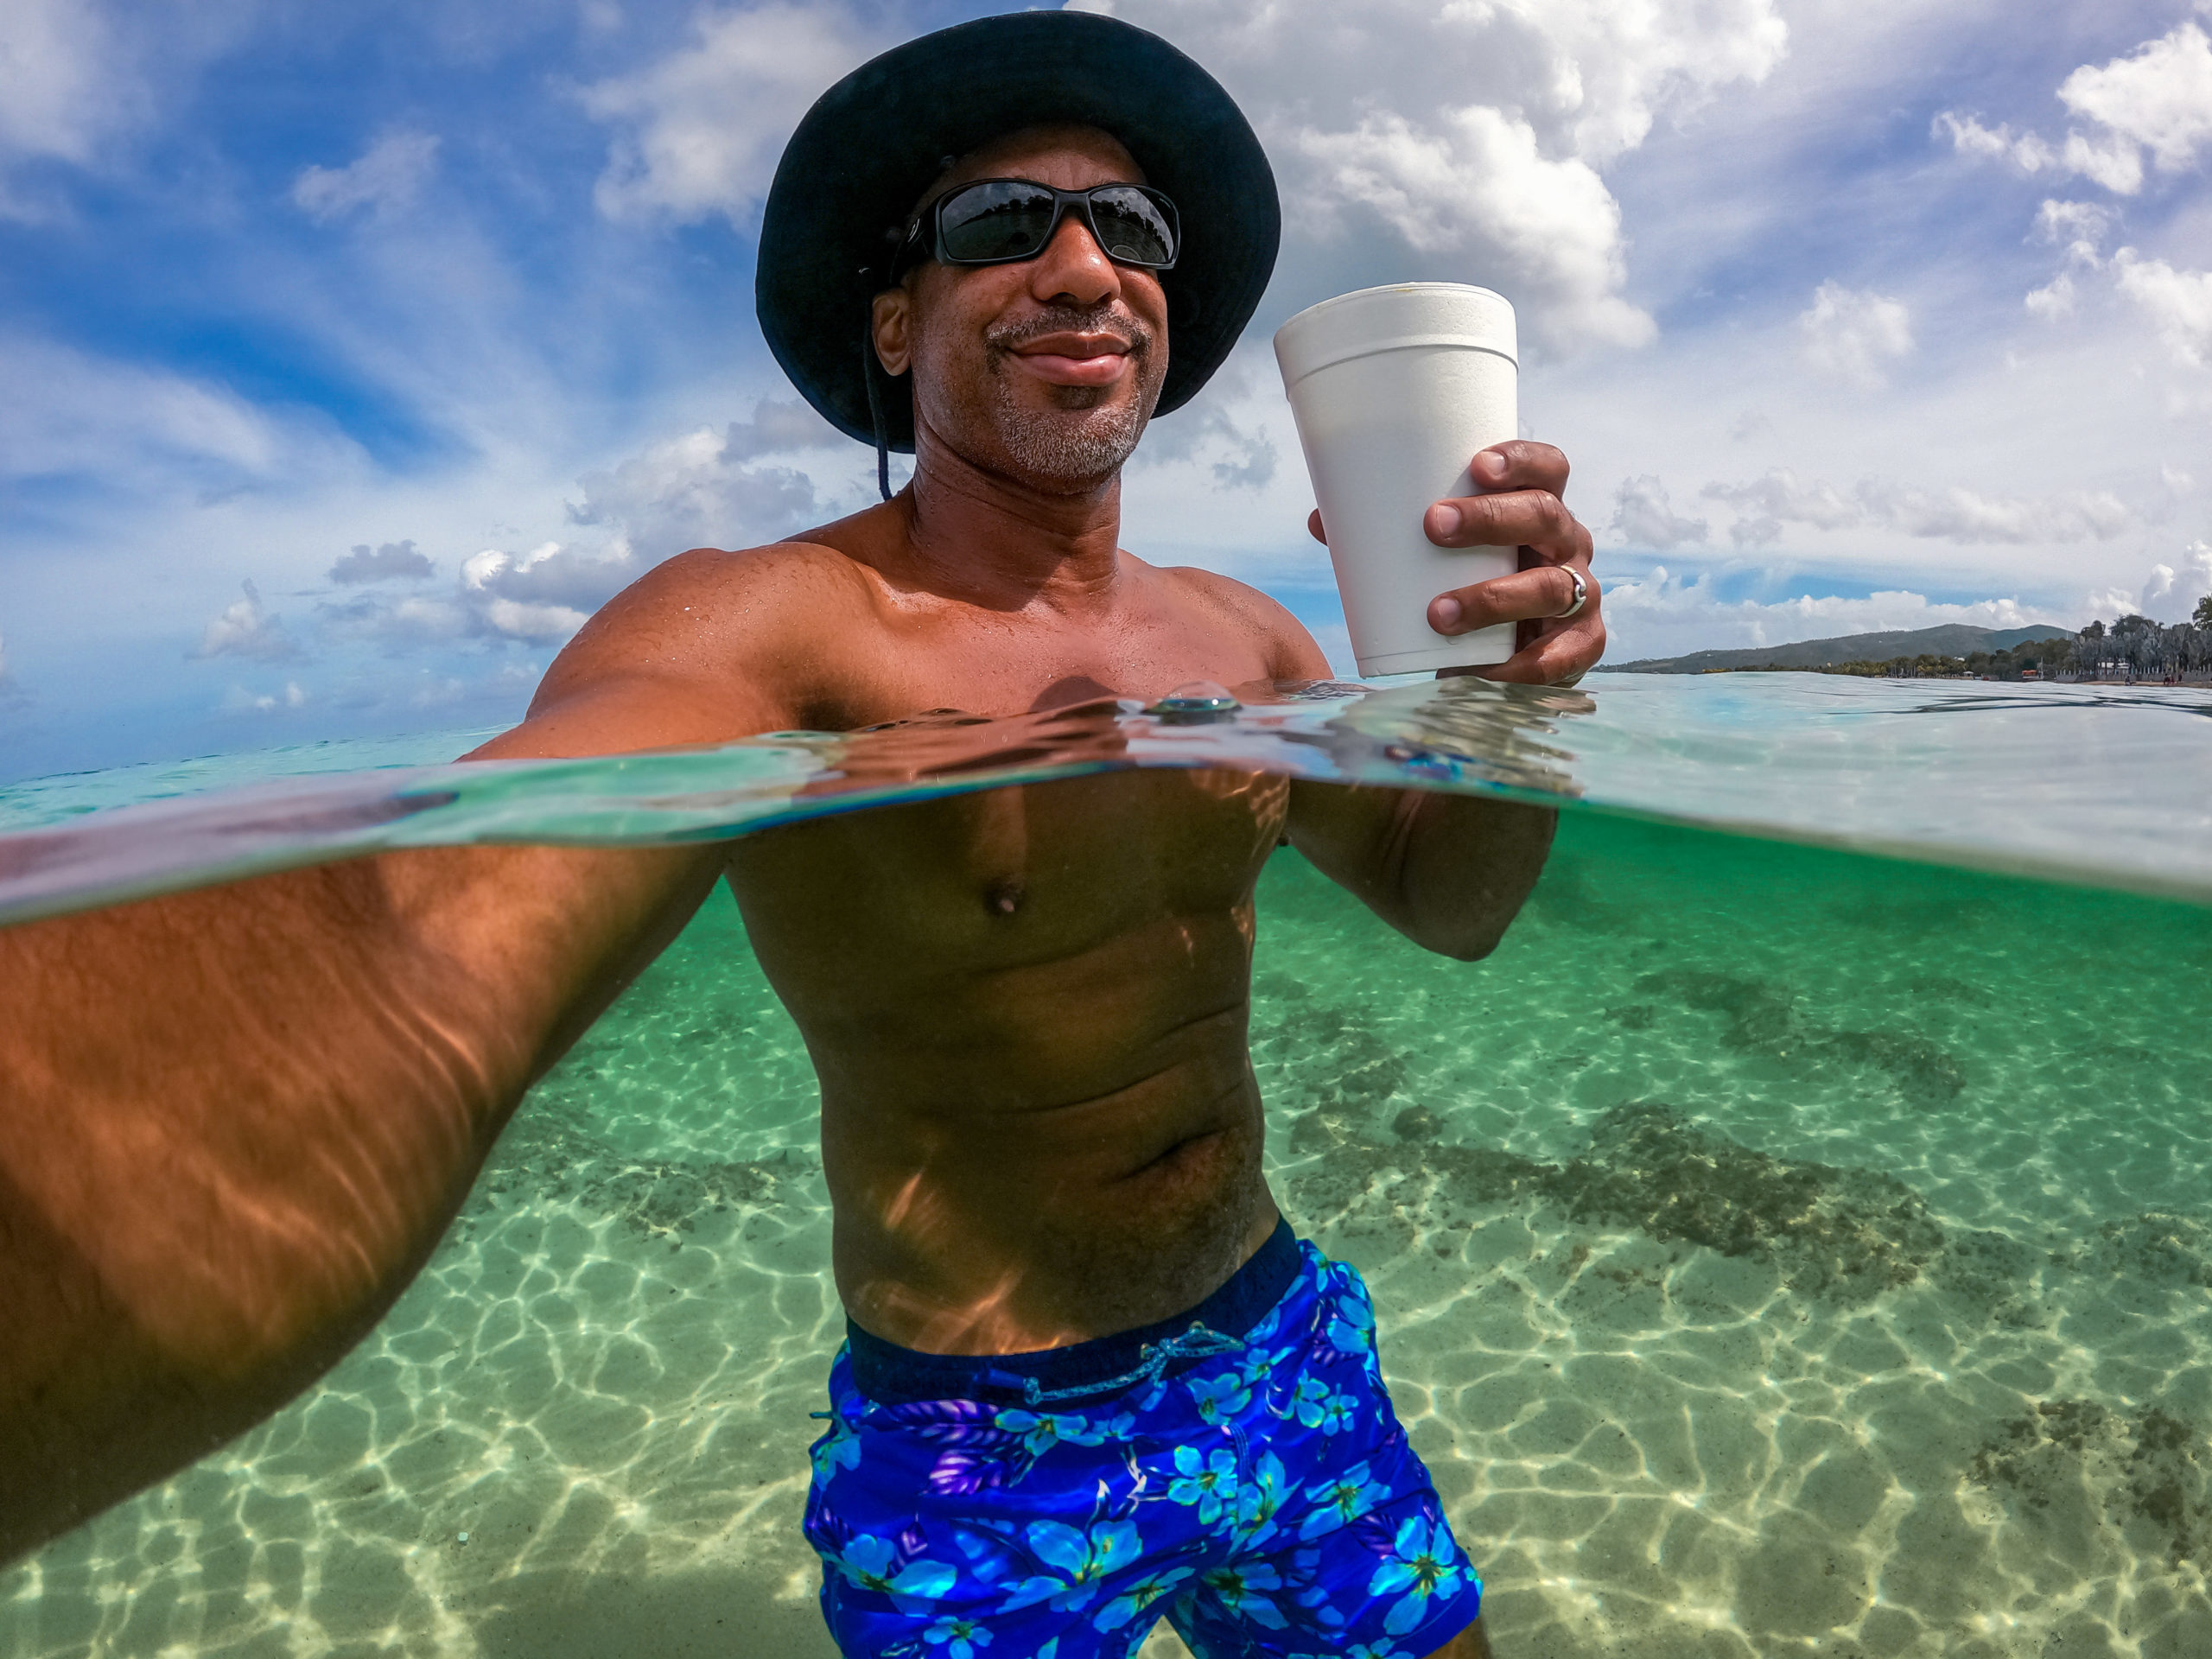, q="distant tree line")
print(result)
[1722,599,2212,683]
